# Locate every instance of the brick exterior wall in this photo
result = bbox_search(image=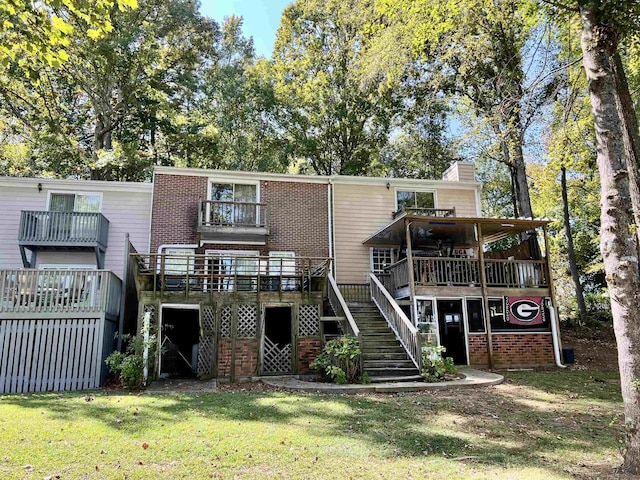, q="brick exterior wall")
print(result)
[150,174,329,258]
[217,338,232,377]
[261,180,329,258]
[468,333,555,368]
[297,338,322,374]
[151,174,207,253]
[235,339,259,377]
